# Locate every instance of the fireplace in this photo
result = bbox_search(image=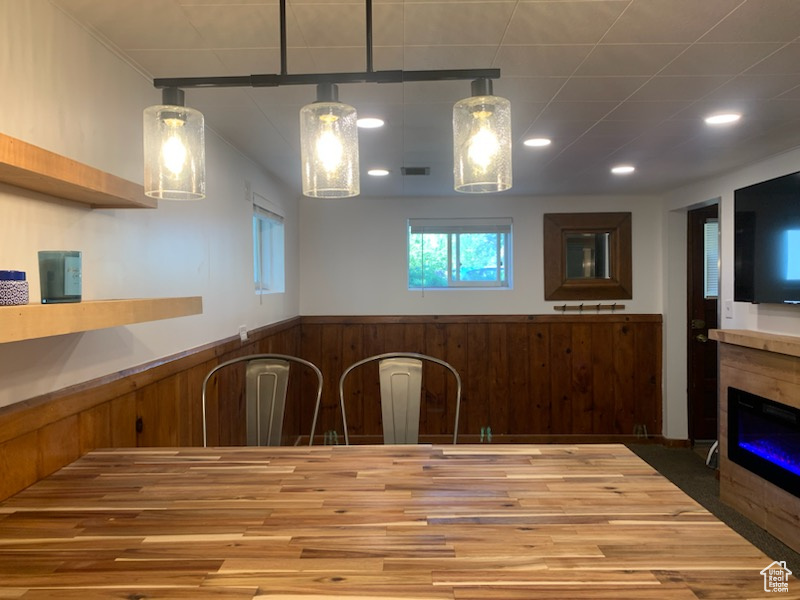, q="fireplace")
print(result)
[728,386,800,498]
